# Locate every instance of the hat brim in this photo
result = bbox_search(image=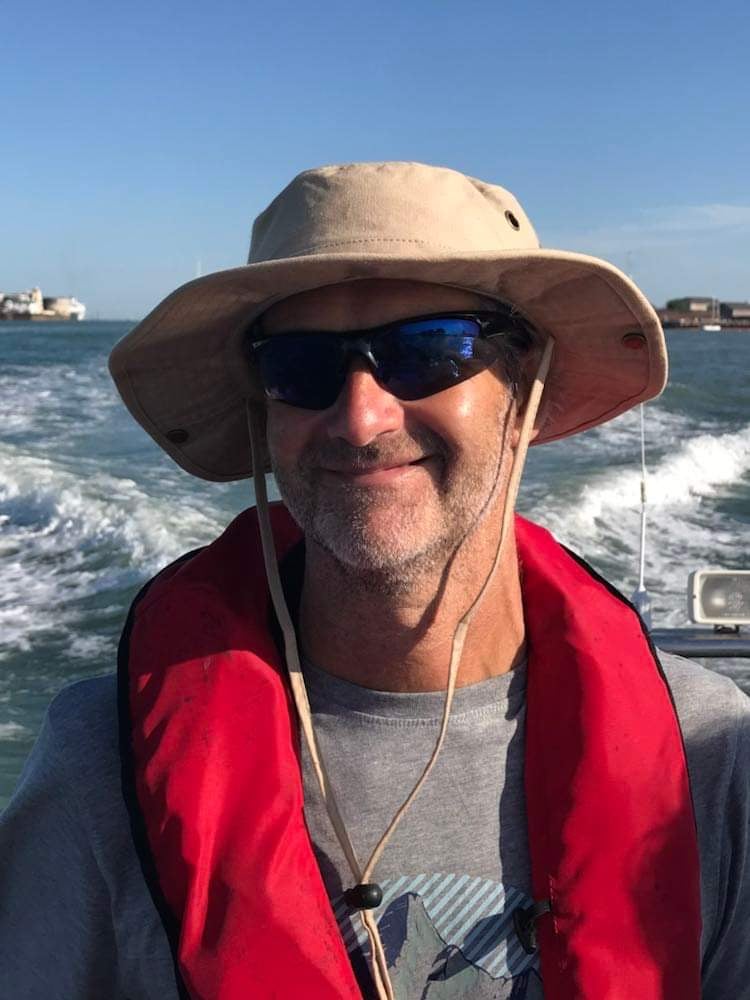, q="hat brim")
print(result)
[109,248,666,482]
